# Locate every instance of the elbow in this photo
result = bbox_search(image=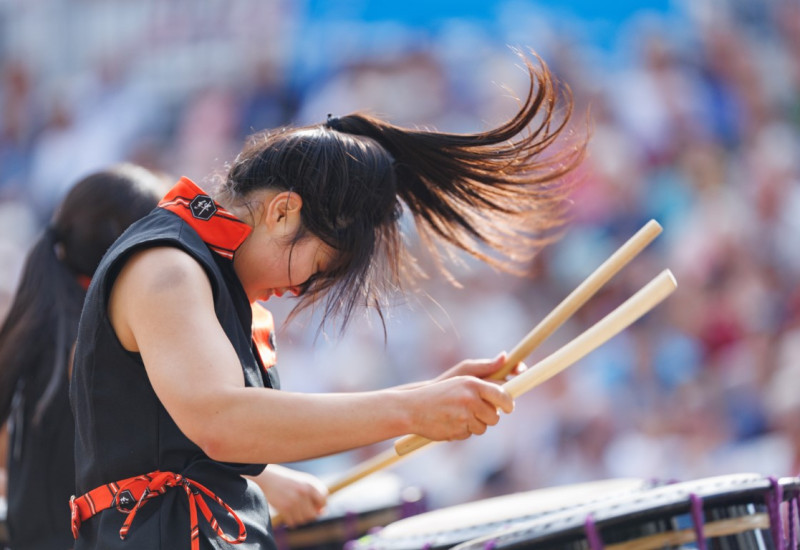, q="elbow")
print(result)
[179,414,238,462]
[193,430,235,463]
